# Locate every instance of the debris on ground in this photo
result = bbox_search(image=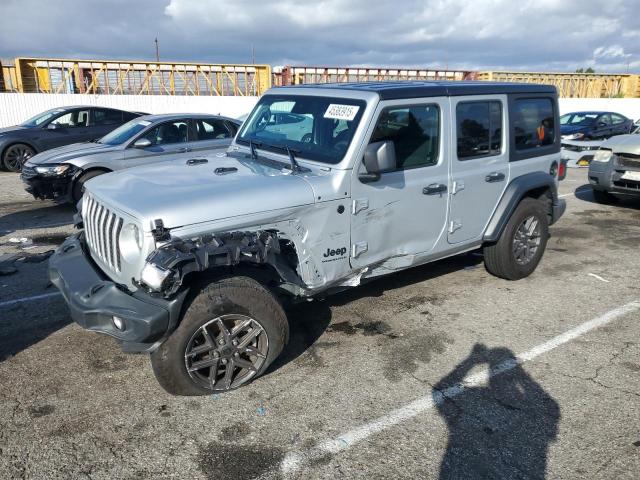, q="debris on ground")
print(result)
[8,237,33,247]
